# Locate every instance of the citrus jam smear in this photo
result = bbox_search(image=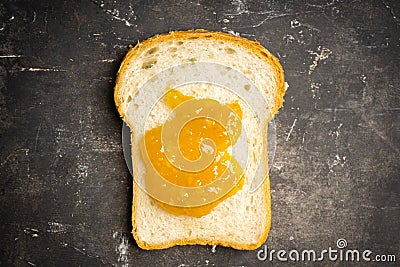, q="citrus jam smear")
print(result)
[142,89,244,217]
